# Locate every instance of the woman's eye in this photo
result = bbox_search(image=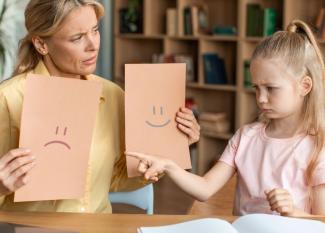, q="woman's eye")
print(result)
[72,36,82,42]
